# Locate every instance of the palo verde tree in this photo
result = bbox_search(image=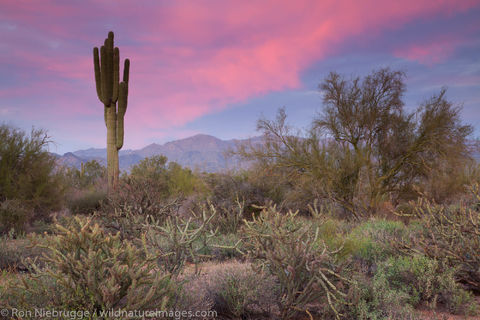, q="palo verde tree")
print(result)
[238,68,474,218]
[316,69,473,210]
[93,31,130,190]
